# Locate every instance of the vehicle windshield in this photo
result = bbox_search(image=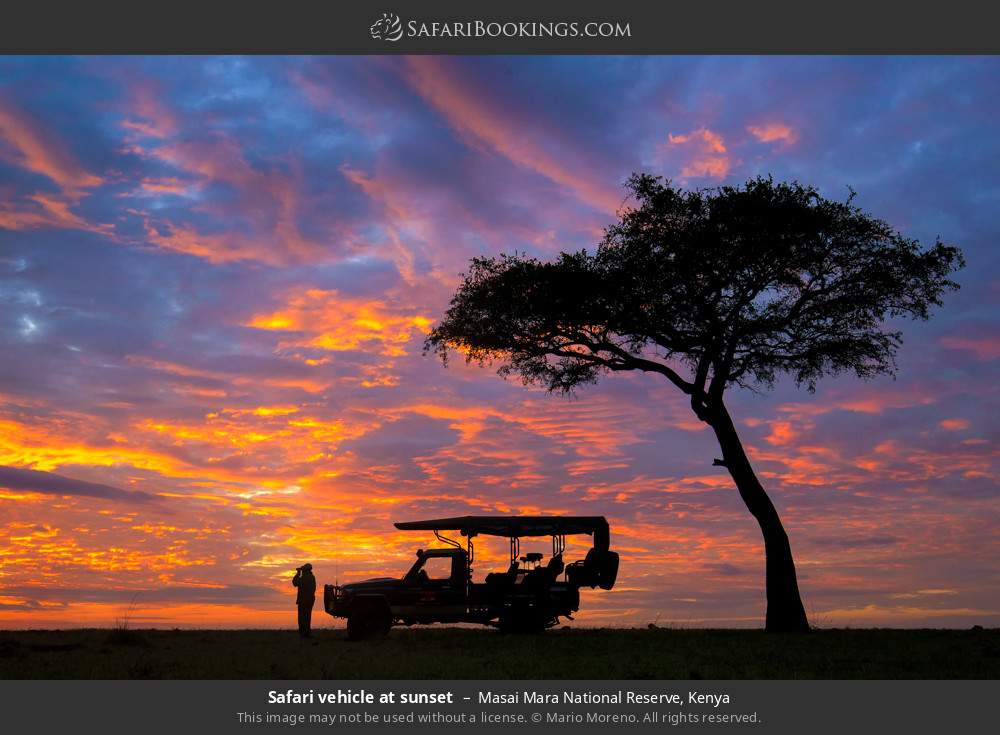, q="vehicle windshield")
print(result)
[404,552,461,583]
[419,555,454,580]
